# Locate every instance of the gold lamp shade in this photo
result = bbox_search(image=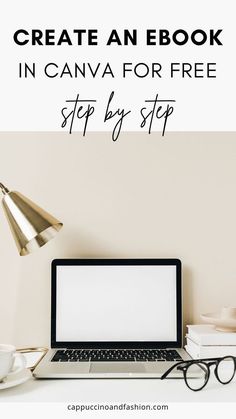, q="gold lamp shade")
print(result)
[1,187,63,256]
